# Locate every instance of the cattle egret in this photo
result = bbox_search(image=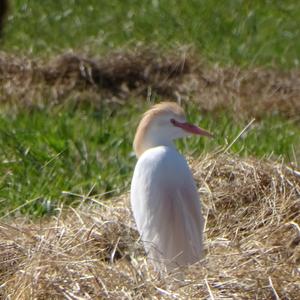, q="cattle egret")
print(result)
[131,102,212,271]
